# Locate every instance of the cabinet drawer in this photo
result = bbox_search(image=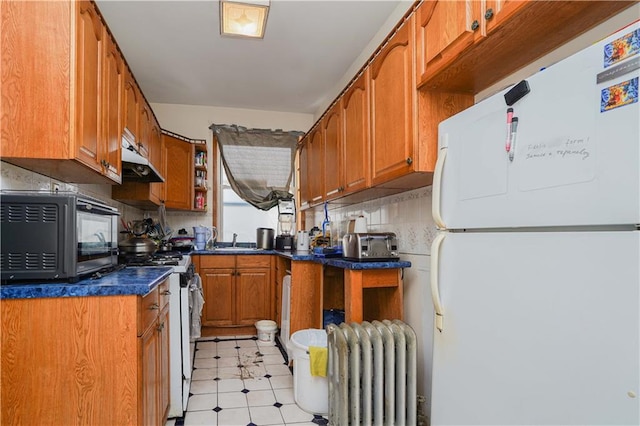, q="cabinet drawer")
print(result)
[236,255,271,268]
[139,288,159,336]
[158,279,170,310]
[199,255,235,269]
